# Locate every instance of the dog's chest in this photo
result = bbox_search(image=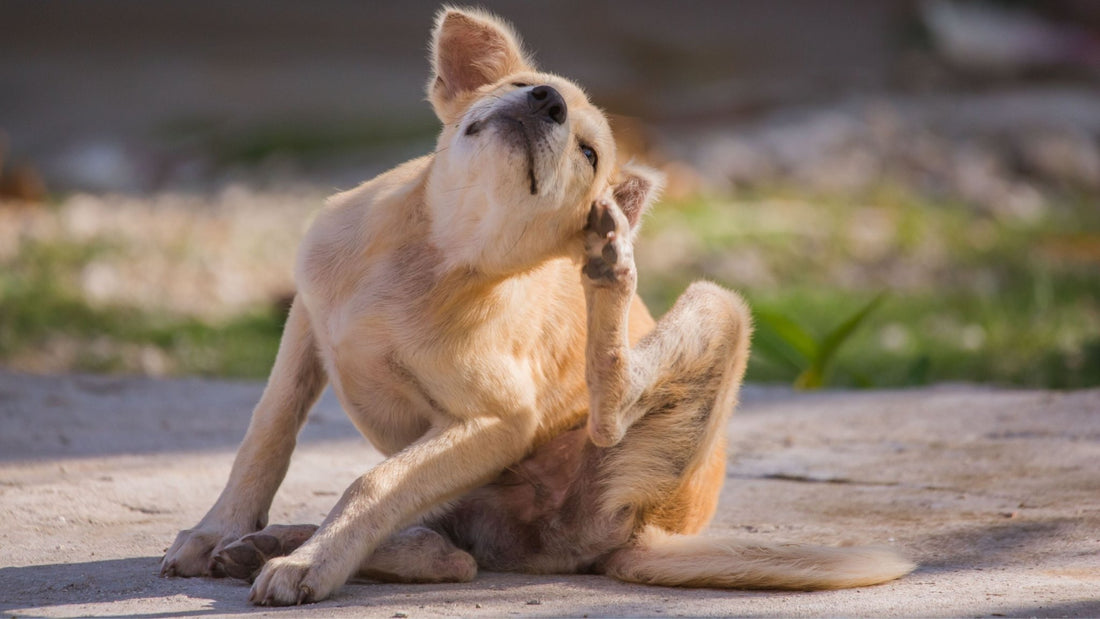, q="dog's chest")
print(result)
[301,236,589,453]
[311,293,546,452]
[307,302,435,451]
